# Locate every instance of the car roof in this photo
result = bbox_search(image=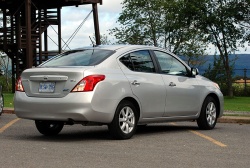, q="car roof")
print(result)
[74,45,161,52]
